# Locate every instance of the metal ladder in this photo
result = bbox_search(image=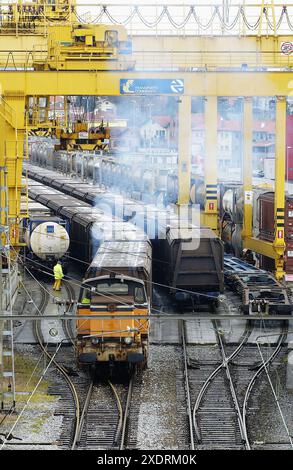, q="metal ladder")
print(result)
[0,165,16,411]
